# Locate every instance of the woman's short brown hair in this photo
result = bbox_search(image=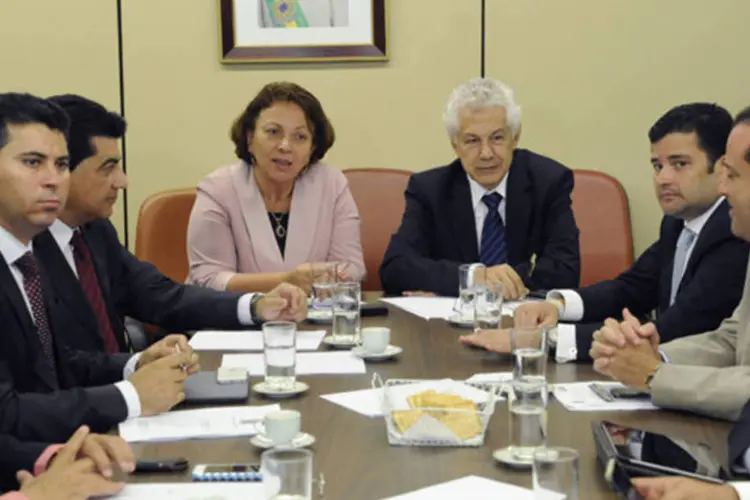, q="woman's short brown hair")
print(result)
[230,82,335,166]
